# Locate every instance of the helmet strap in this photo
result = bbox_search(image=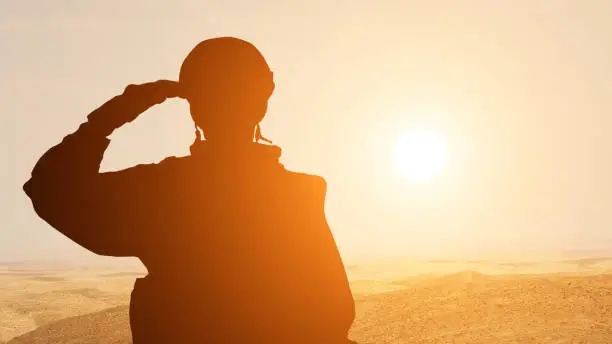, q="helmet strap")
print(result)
[255,124,272,144]
[189,124,203,155]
